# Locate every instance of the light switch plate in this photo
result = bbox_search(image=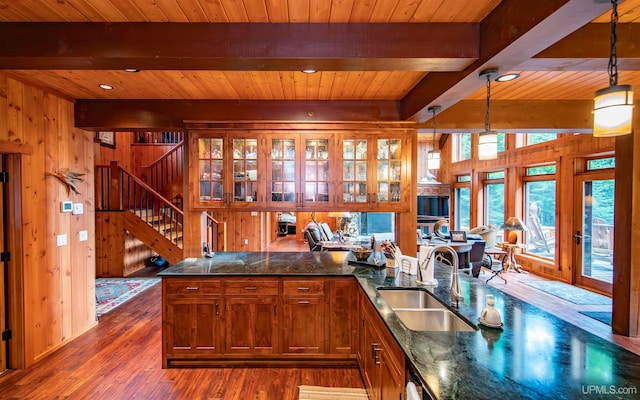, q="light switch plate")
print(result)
[79,230,88,241]
[251,211,258,216]
[57,234,67,247]
[61,201,72,213]
[72,203,84,215]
